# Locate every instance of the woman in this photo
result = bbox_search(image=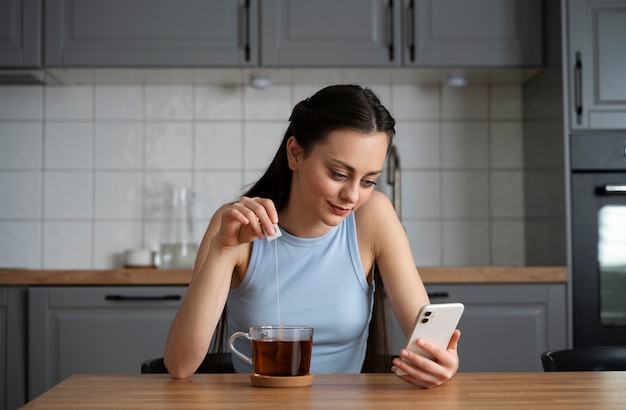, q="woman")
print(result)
[164,84,460,388]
